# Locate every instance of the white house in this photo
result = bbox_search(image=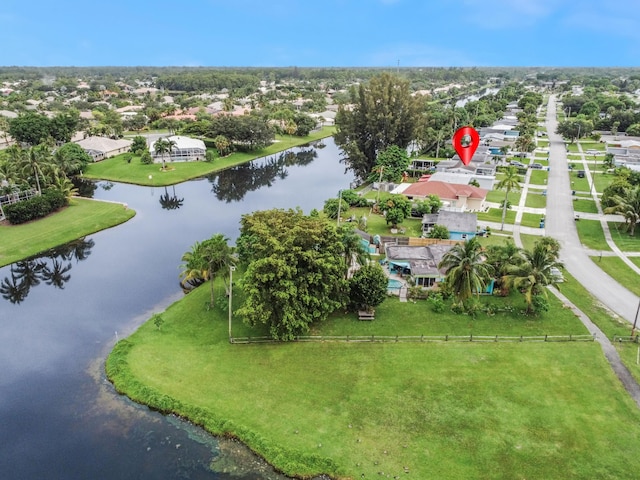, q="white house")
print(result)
[75,136,133,161]
[149,135,207,162]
